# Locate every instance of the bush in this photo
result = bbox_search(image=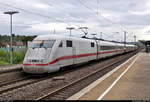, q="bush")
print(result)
[0,50,10,63]
[13,51,26,64]
[0,60,9,65]
[0,50,26,65]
